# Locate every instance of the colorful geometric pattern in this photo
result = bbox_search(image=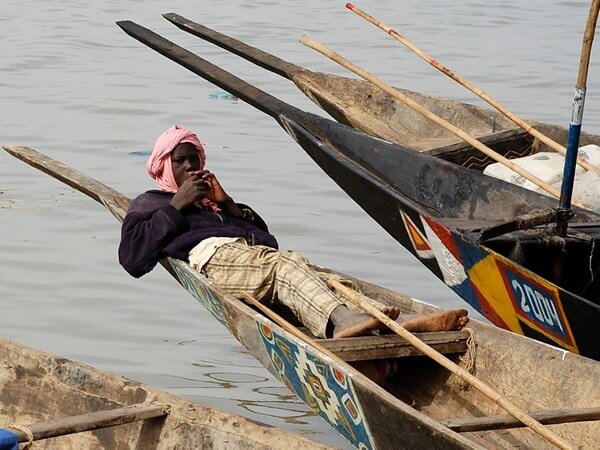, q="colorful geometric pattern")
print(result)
[400,211,434,259]
[396,207,579,354]
[170,259,227,326]
[257,322,373,450]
